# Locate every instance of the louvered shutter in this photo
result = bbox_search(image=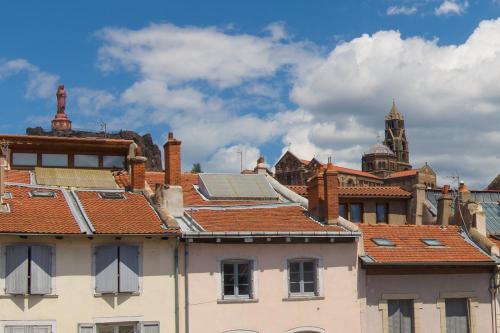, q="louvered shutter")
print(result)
[30,245,53,295]
[4,327,26,333]
[141,322,160,333]
[95,245,118,293]
[31,326,52,333]
[314,259,320,296]
[78,324,96,333]
[445,298,470,333]
[5,245,29,294]
[119,245,139,293]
